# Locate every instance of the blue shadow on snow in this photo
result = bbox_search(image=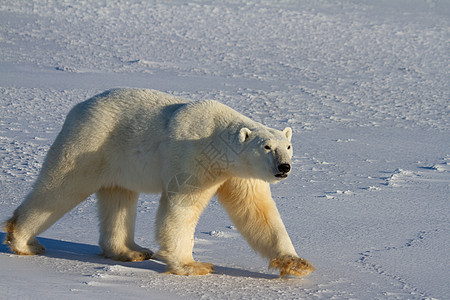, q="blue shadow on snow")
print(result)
[0,232,279,279]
